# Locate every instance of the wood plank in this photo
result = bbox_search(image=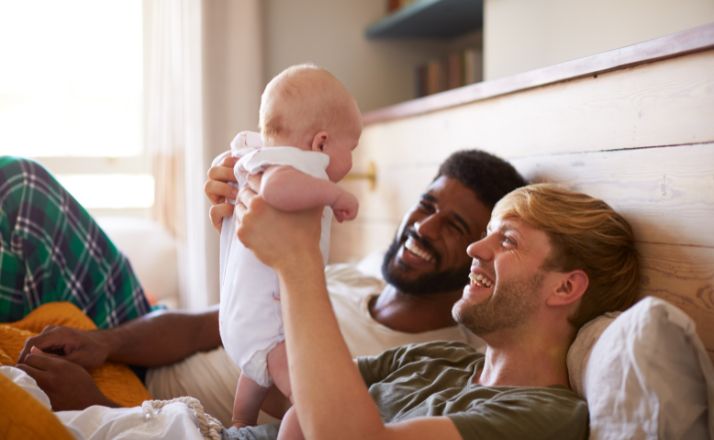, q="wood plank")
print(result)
[511,143,714,247]
[341,165,436,222]
[357,49,714,165]
[341,143,714,247]
[329,220,396,264]
[638,243,714,363]
[364,23,714,124]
